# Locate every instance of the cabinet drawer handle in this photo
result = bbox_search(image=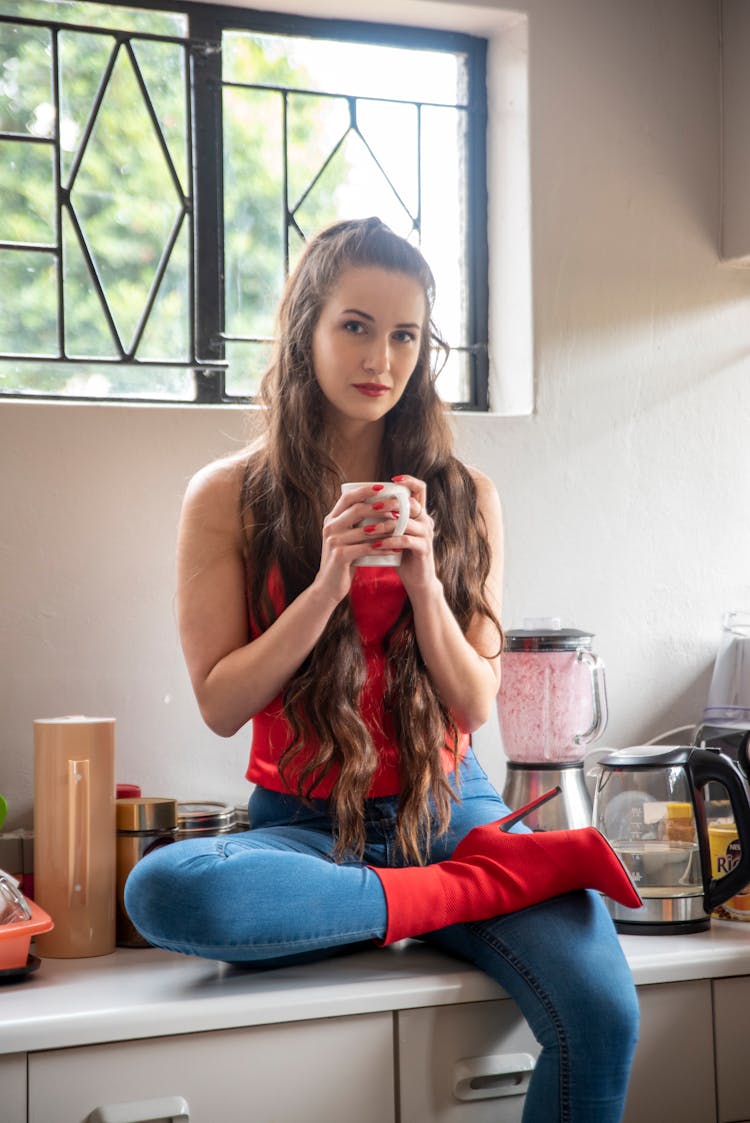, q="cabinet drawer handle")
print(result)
[453,1052,536,1101]
[87,1096,190,1123]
